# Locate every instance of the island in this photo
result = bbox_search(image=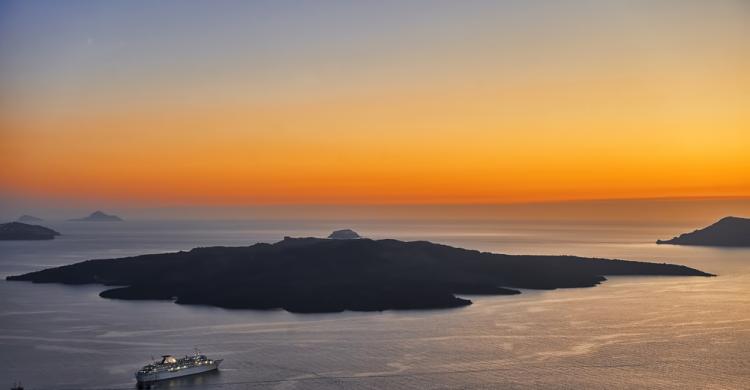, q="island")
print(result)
[8,234,713,312]
[657,216,750,247]
[0,222,61,240]
[68,211,123,222]
[328,229,362,239]
[17,215,44,223]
